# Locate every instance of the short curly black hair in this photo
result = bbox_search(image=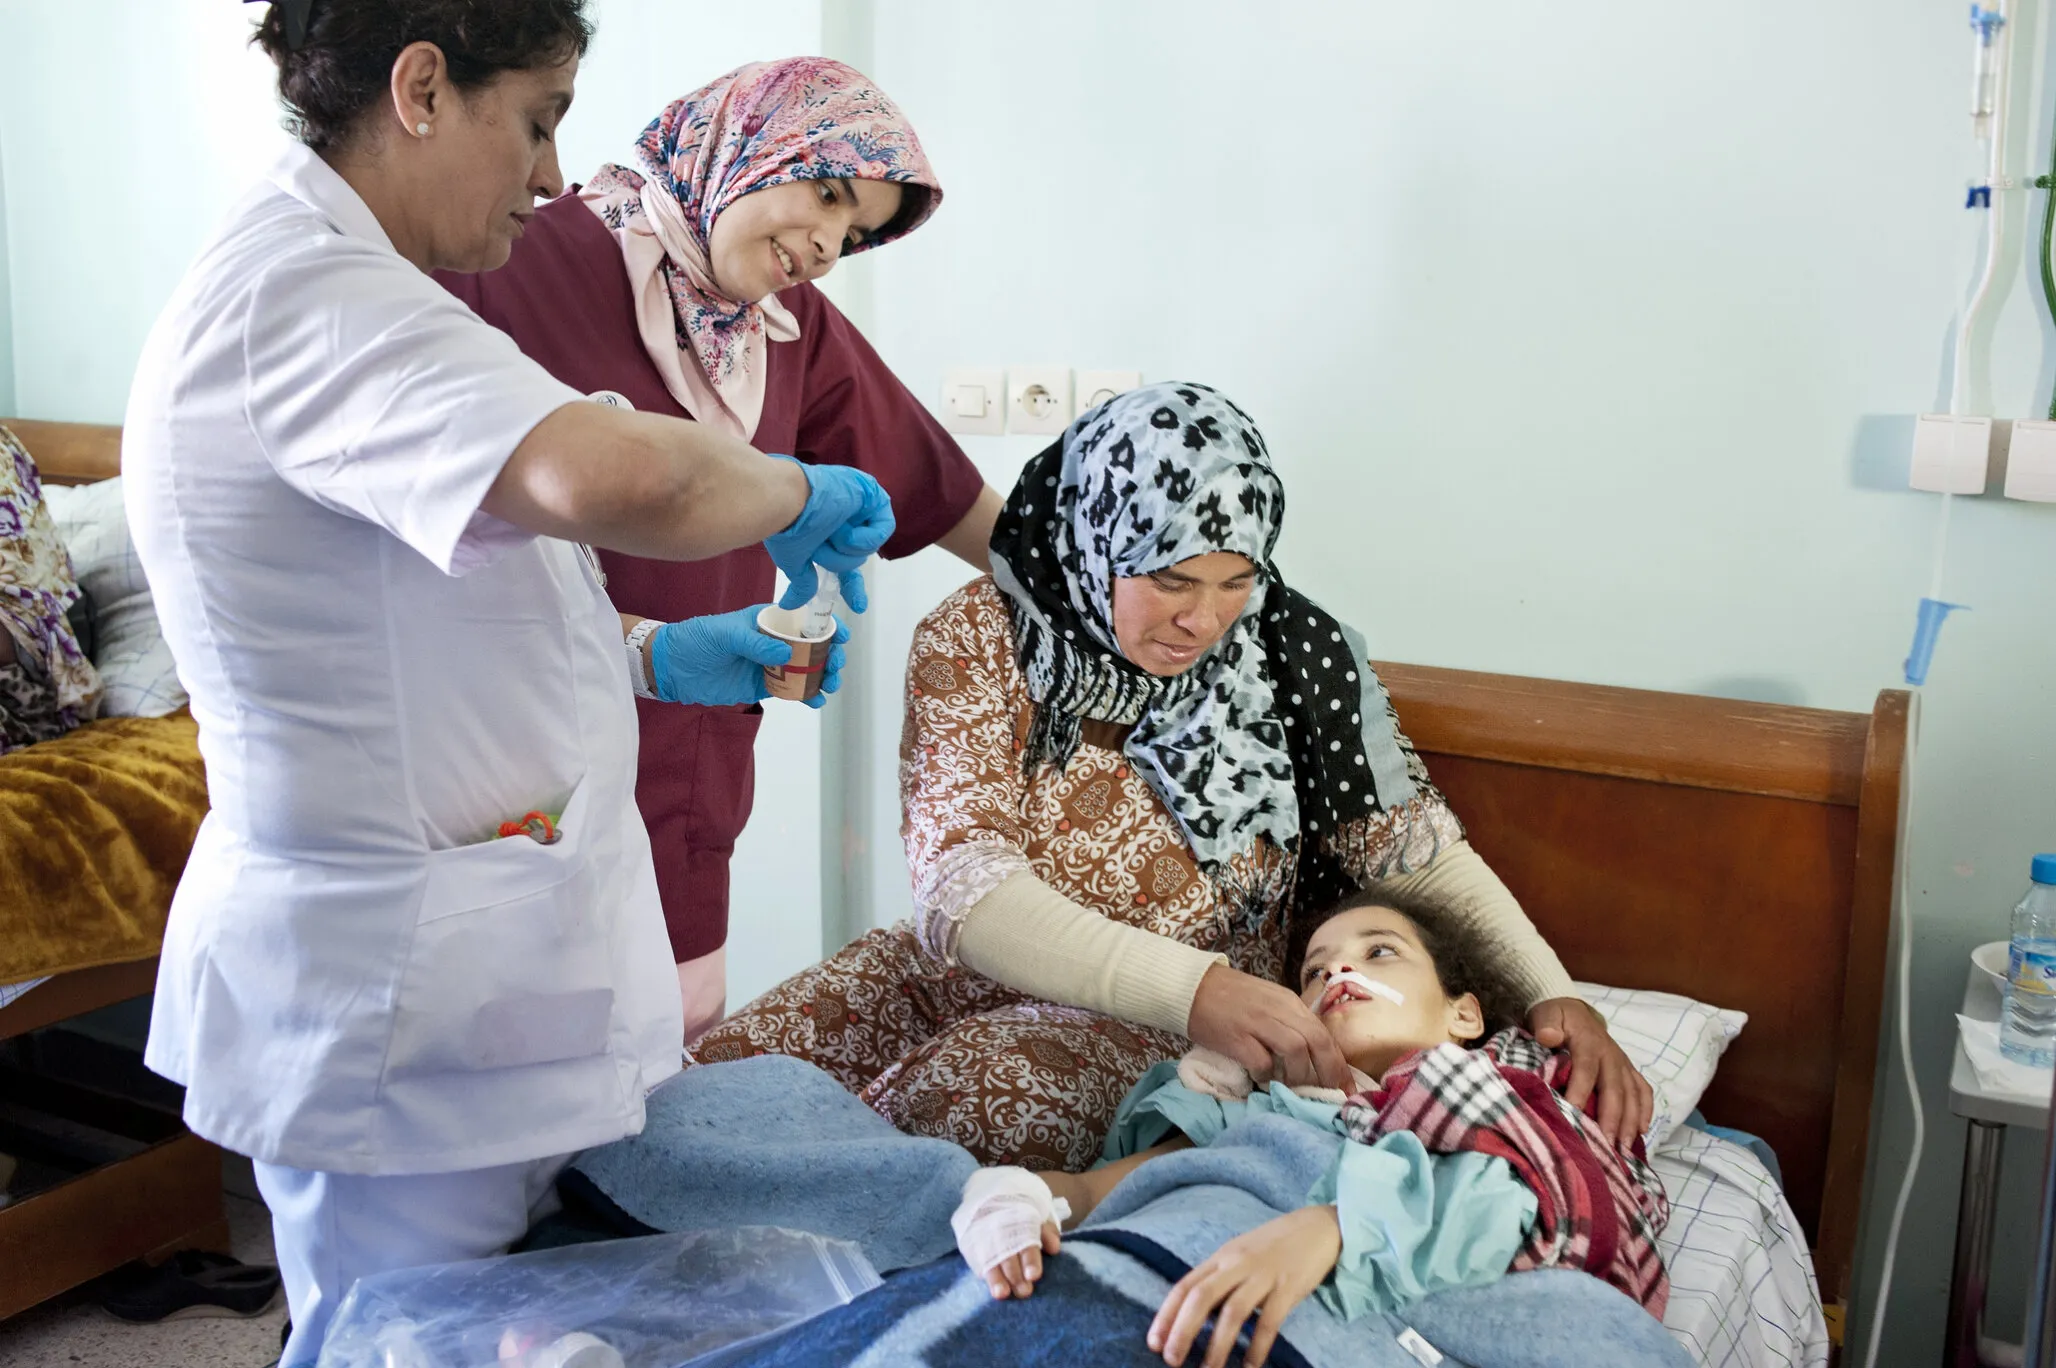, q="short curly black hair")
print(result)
[251,0,594,153]
[1293,883,1531,1038]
